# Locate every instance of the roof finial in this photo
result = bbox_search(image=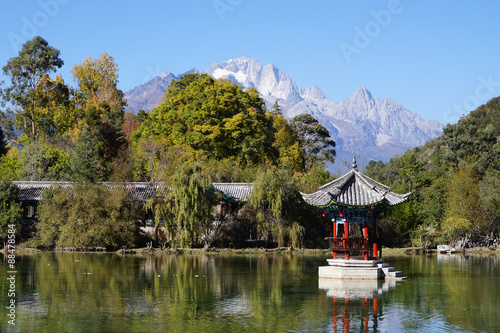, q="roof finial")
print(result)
[351,155,358,170]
